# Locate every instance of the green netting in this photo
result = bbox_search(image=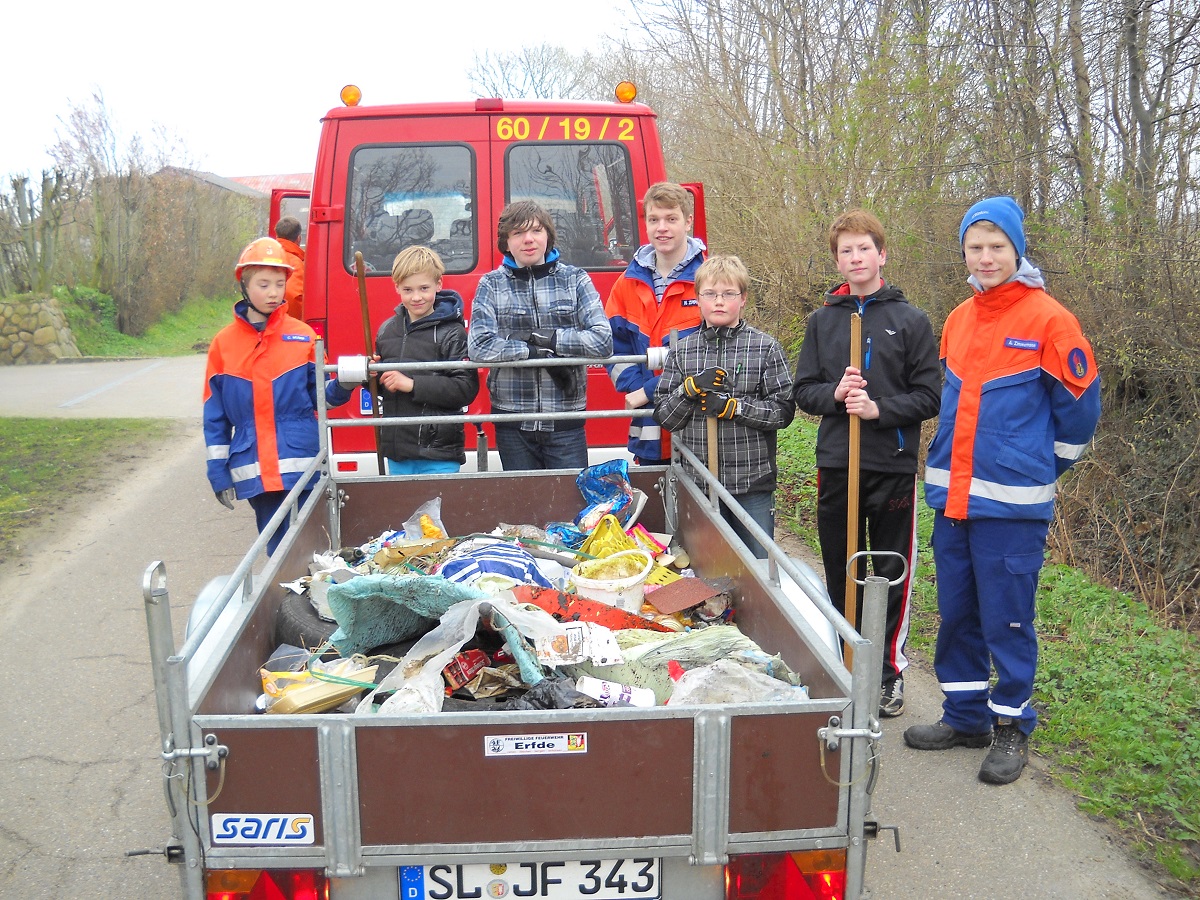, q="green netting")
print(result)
[327,574,487,656]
